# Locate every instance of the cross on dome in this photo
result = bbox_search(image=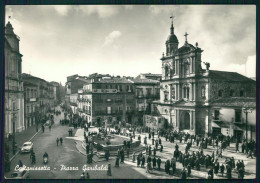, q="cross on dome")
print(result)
[184,32,189,43]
